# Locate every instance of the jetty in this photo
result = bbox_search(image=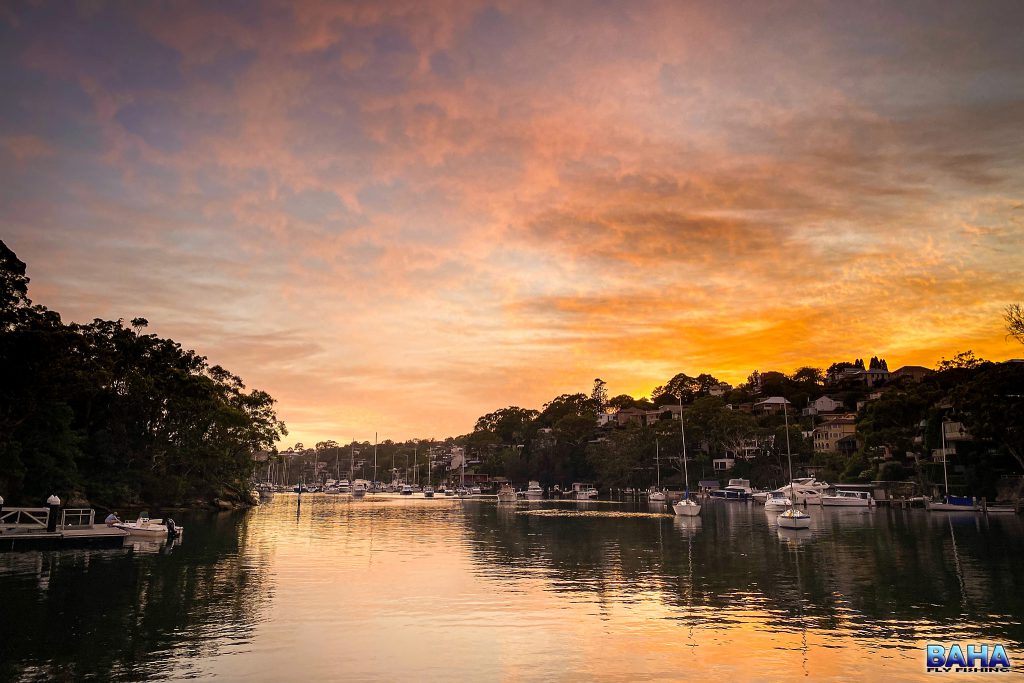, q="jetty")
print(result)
[0,506,129,551]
